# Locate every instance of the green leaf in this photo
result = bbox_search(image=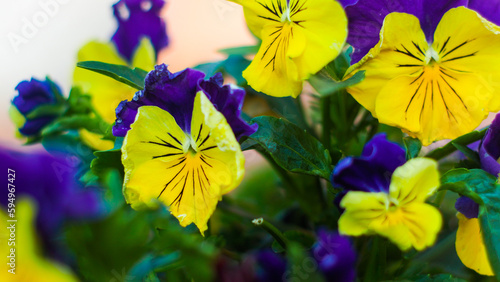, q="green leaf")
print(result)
[77,61,147,90]
[425,128,488,160]
[403,137,422,160]
[324,46,354,80]
[41,115,109,136]
[440,168,500,276]
[26,104,67,119]
[91,147,123,181]
[308,71,365,97]
[243,116,333,179]
[67,87,93,115]
[218,45,260,56]
[451,143,480,164]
